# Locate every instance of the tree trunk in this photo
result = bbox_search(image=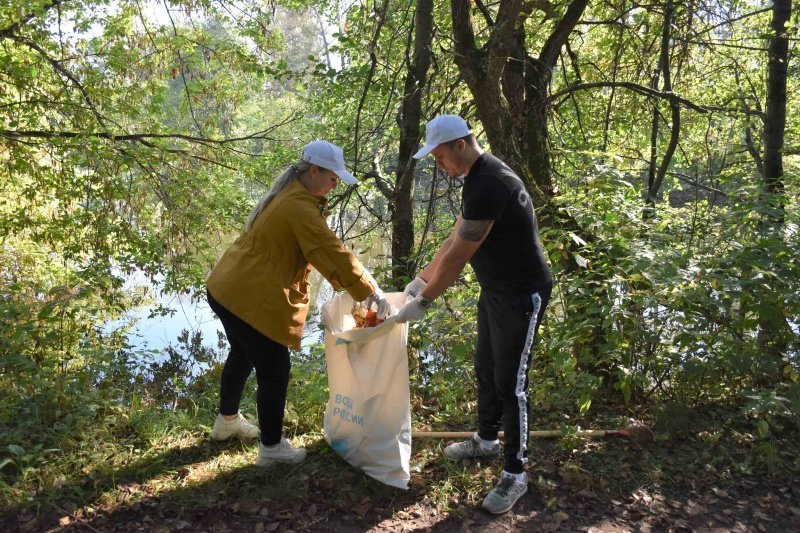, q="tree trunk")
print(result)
[755,0,791,365]
[392,0,434,283]
[645,0,679,219]
[522,59,555,207]
[762,0,790,219]
[450,0,589,209]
